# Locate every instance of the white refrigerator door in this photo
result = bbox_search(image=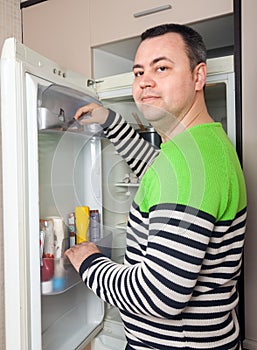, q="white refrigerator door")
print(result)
[1,38,105,350]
